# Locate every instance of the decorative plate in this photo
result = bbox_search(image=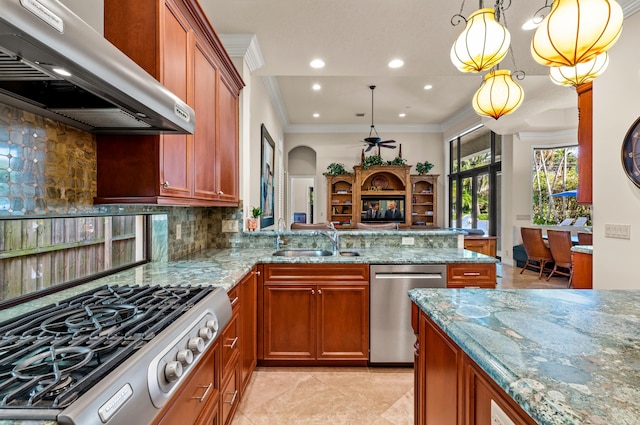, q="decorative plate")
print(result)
[371,175,388,189]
